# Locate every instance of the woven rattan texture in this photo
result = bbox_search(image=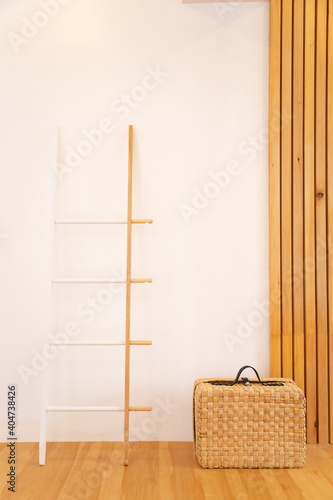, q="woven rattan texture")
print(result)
[193,378,306,469]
